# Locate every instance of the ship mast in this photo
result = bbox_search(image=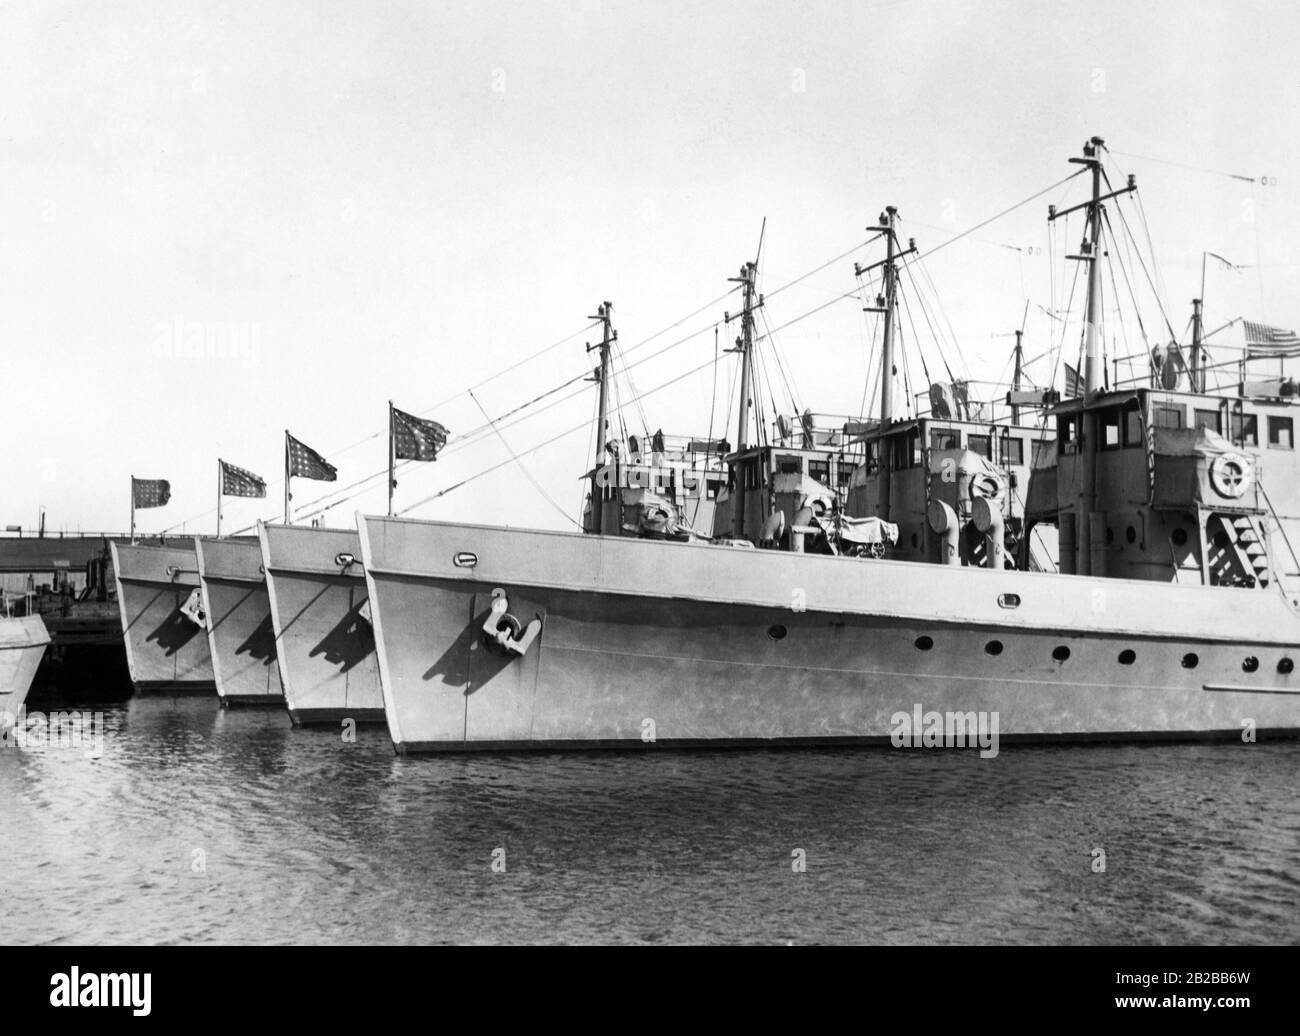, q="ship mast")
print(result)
[858,206,915,517]
[1190,297,1204,393]
[1047,138,1135,575]
[586,301,614,534]
[726,253,762,540]
[731,262,758,456]
[1011,328,1024,423]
